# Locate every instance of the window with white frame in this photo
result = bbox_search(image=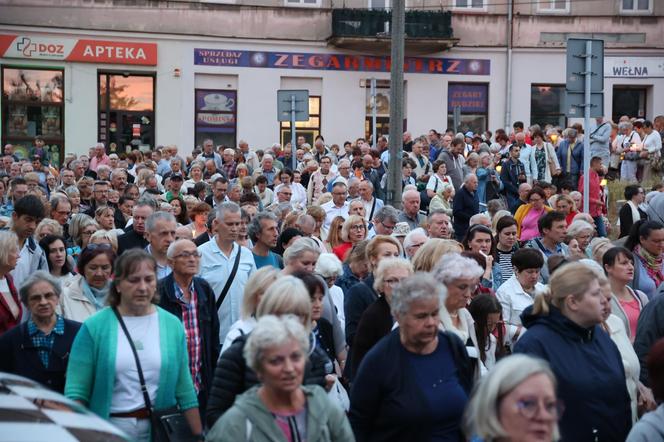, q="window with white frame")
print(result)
[620,0,652,13]
[284,0,321,6]
[538,0,569,12]
[453,0,485,9]
[368,0,390,9]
